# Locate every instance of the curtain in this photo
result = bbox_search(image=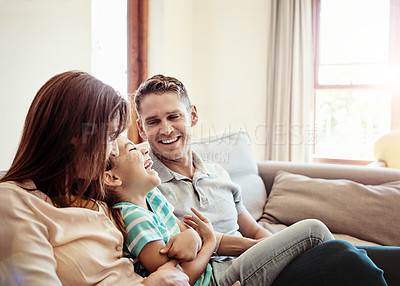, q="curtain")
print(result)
[265,0,314,162]
[390,0,400,130]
